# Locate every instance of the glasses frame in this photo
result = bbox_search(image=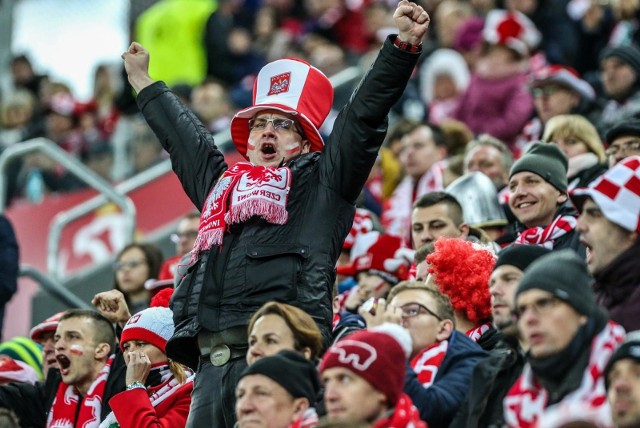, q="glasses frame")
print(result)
[399,302,443,321]
[515,296,561,319]
[605,140,640,157]
[248,117,304,137]
[113,259,146,272]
